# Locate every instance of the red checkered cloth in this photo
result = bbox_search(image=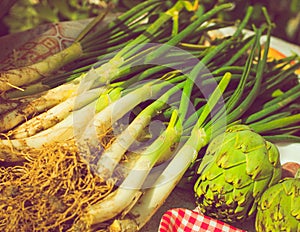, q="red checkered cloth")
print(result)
[159,208,246,232]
